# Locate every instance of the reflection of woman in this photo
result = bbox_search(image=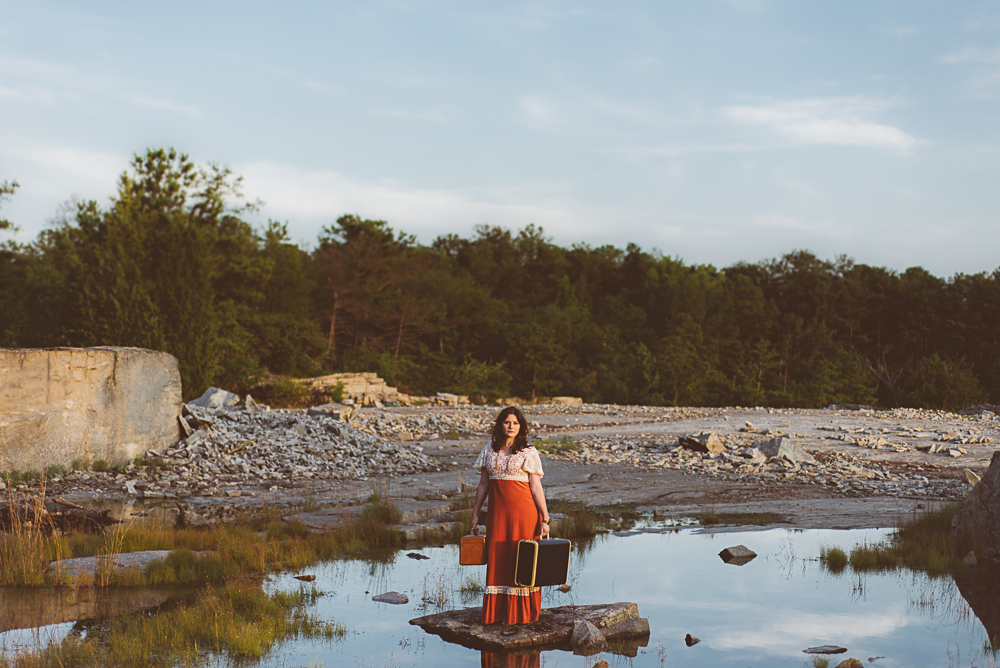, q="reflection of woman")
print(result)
[470,406,551,625]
